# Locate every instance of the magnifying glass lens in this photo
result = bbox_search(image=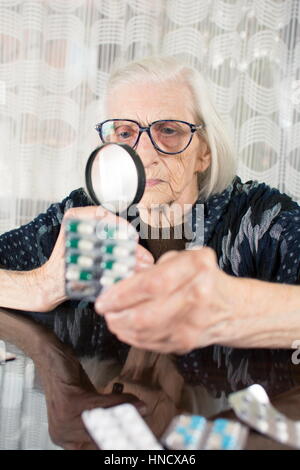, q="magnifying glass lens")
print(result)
[85,143,145,214]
